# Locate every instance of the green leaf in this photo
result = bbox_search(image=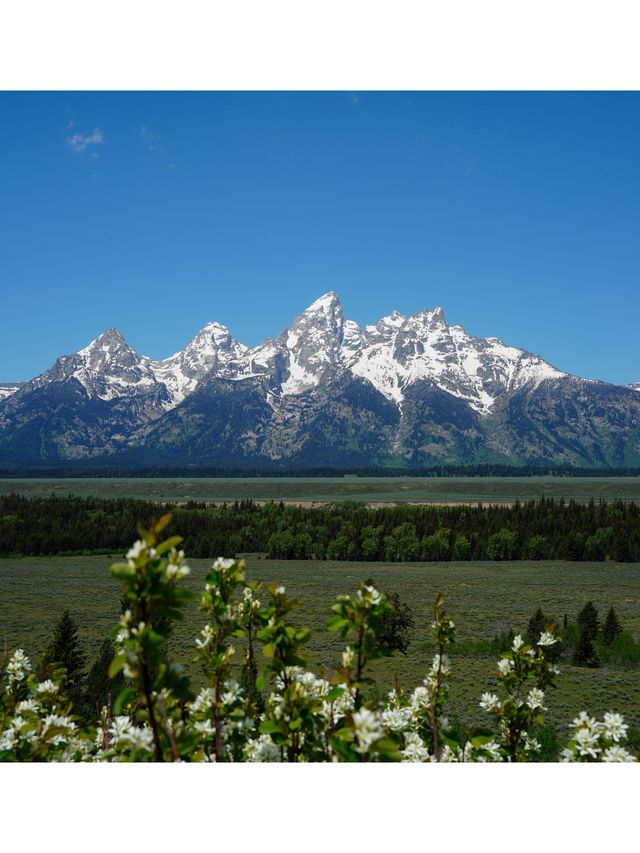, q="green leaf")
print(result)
[471,734,494,749]
[153,513,173,534]
[110,563,134,579]
[113,687,136,715]
[155,536,183,556]
[108,654,125,678]
[259,720,282,735]
[326,686,345,702]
